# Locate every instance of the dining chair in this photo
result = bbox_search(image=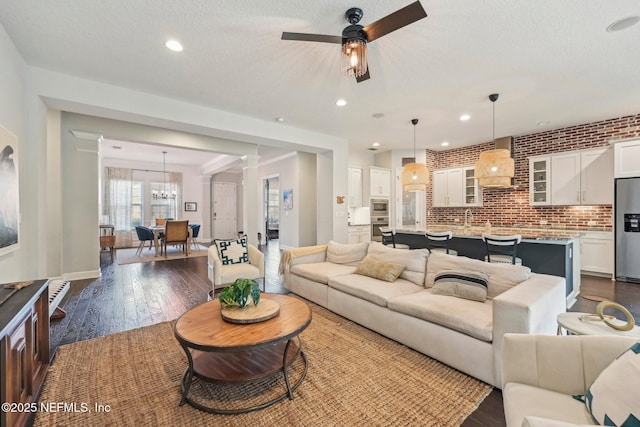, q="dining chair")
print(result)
[161,220,190,257]
[380,230,410,249]
[134,226,155,255]
[155,218,167,226]
[481,234,522,265]
[189,224,201,250]
[424,231,458,256]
